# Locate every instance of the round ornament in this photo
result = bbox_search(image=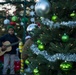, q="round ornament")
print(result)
[51,15,58,21]
[21,17,28,23]
[33,68,39,73]
[60,62,72,71]
[38,44,44,51]
[14,65,21,71]
[4,19,10,25]
[14,61,21,66]
[35,0,51,17]
[19,45,23,50]
[19,41,23,46]
[21,59,24,63]
[70,12,75,17]
[10,21,16,26]
[27,23,37,32]
[37,40,42,44]
[25,60,30,65]
[61,33,69,42]
[12,16,18,22]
